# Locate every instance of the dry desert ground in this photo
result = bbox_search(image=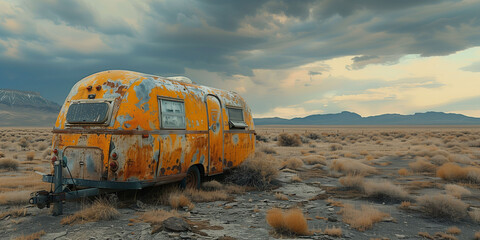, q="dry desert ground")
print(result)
[0,126,480,240]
